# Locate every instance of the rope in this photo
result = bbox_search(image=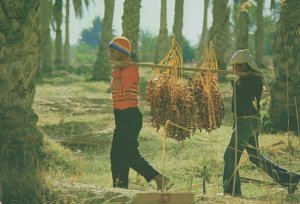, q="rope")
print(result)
[155,36,183,78]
